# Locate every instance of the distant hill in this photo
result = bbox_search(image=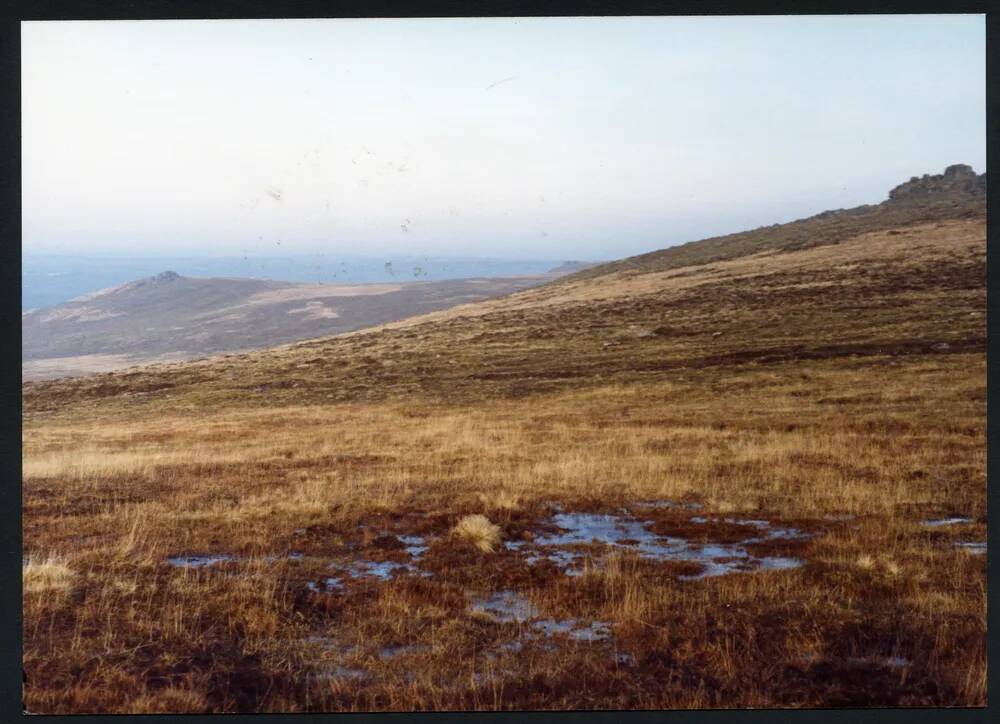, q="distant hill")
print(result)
[22,271,564,379]
[22,254,578,311]
[565,164,986,281]
[546,260,600,274]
